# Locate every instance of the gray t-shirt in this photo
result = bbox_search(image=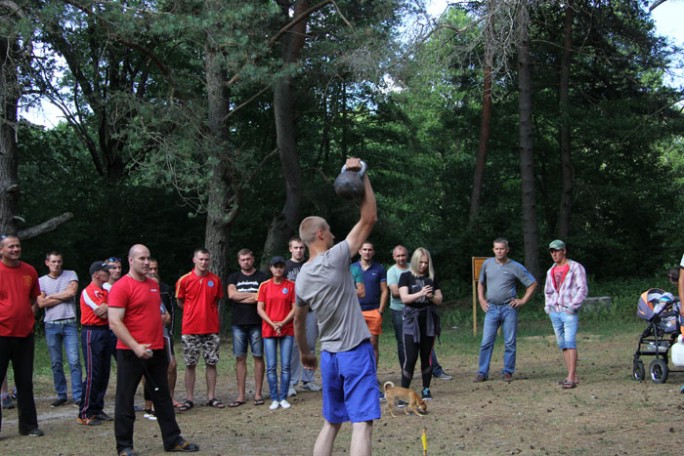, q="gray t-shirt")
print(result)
[387,264,409,312]
[295,241,370,353]
[479,258,536,305]
[39,270,79,322]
